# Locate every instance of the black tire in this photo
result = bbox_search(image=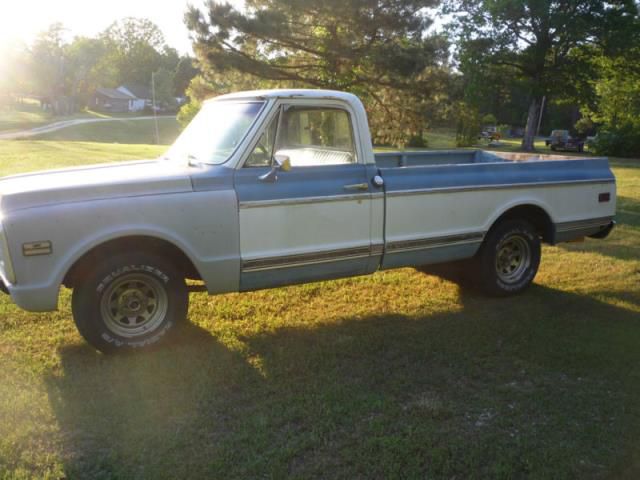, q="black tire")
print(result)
[72,252,188,353]
[473,219,541,296]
